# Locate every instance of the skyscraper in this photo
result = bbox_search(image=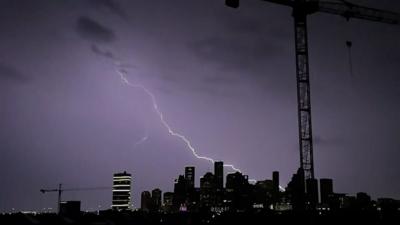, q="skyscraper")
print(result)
[214,161,224,190]
[200,172,216,207]
[141,191,152,212]
[152,188,162,211]
[173,175,187,211]
[185,166,195,189]
[112,171,132,211]
[226,171,250,210]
